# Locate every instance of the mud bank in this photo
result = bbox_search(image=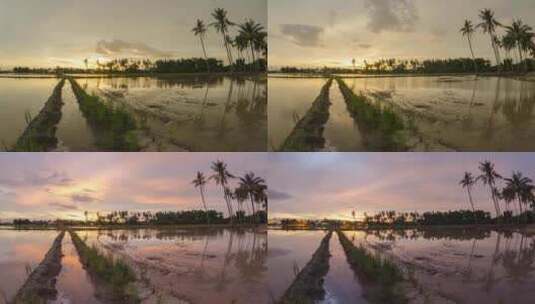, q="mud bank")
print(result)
[278,231,332,304]
[69,231,139,303]
[336,230,406,304]
[11,231,65,304]
[280,79,333,151]
[68,78,139,151]
[12,79,65,151]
